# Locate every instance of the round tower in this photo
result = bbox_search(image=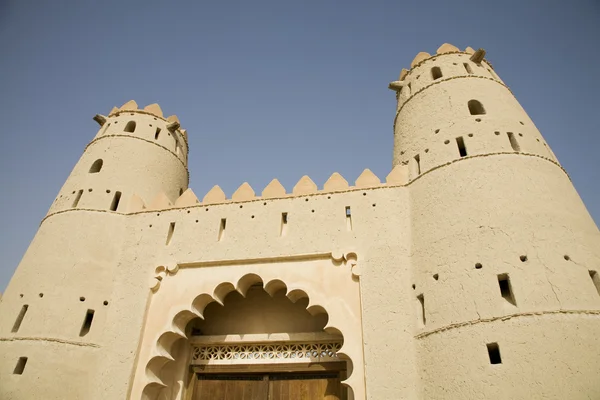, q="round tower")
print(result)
[0,102,189,399]
[390,44,600,399]
[47,100,188,215]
